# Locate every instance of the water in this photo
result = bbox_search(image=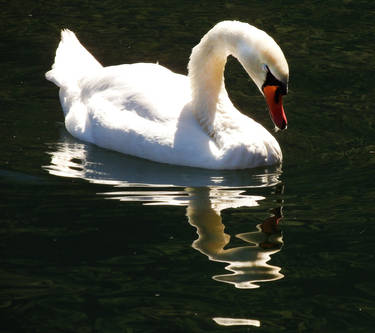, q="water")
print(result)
[1,1,375,332]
